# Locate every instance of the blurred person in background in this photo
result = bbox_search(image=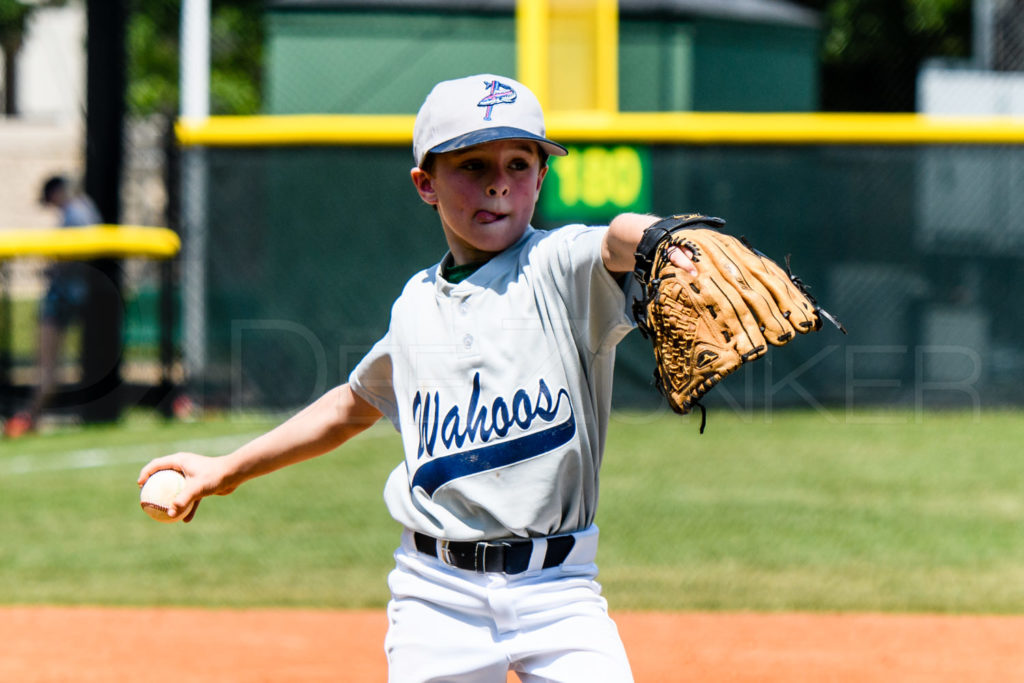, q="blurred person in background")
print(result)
[3,176,101,438]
